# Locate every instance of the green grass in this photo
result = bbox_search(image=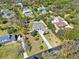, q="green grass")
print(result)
[67,27,79,40]
[0,43,23,59]
[26,23,48,56]
[15,8,26,20]
[44,30,61,47]
[17,9,25,18]
[26,34,48,56]
[28,23,48,55]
